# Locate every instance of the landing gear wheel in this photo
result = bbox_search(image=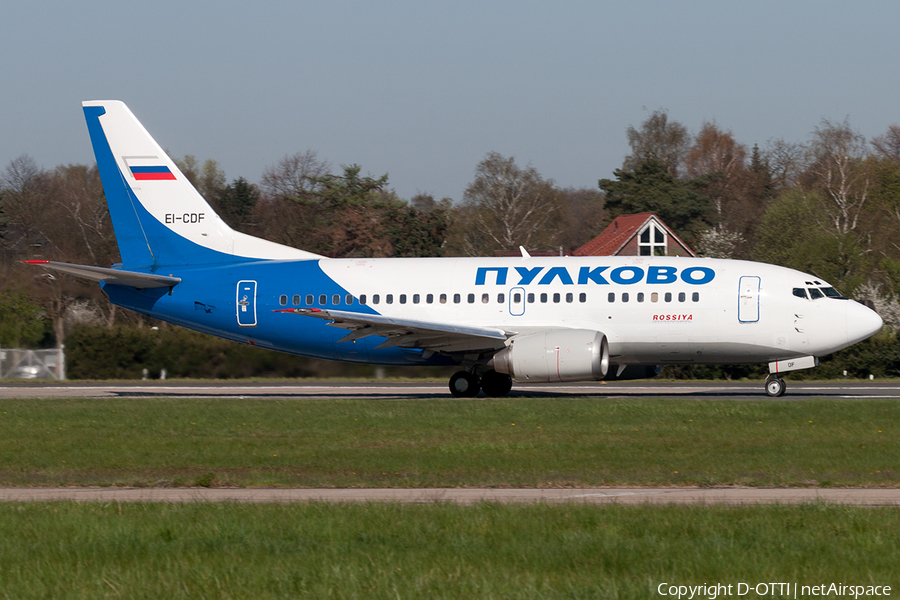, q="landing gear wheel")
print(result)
[480,370,513,397]
[765,376,786,397]
[449,371,480,398]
